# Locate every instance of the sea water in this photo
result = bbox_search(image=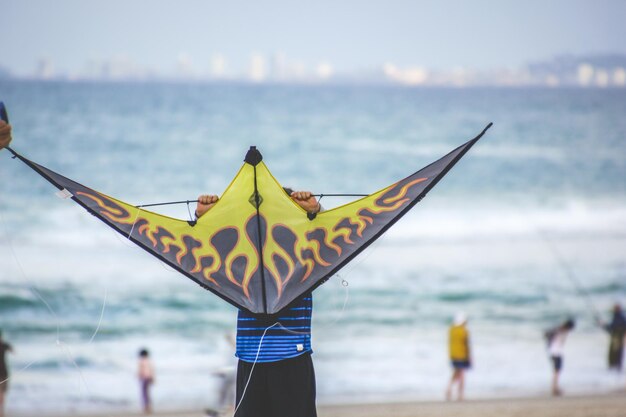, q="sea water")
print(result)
[0,81,625,414]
